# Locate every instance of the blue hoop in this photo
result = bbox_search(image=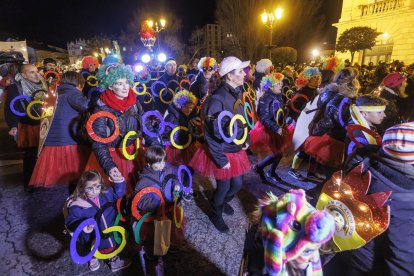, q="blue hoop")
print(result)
[142,111,165,138]
[150,81,168,97]
[69,218,101,265]
[217,110,239,143]
[10,95,31,117]
[177,165,193,194]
